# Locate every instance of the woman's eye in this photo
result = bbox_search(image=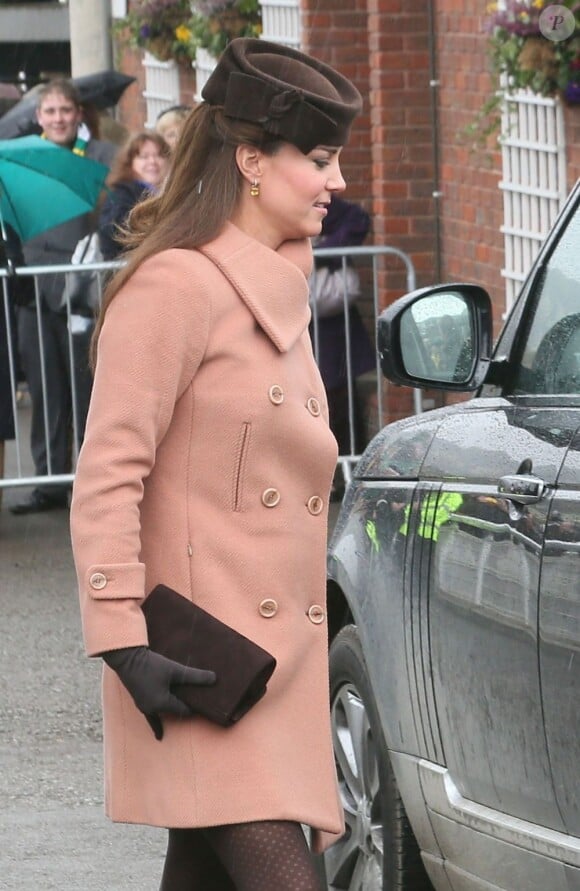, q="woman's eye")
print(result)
[314,158,330,170]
